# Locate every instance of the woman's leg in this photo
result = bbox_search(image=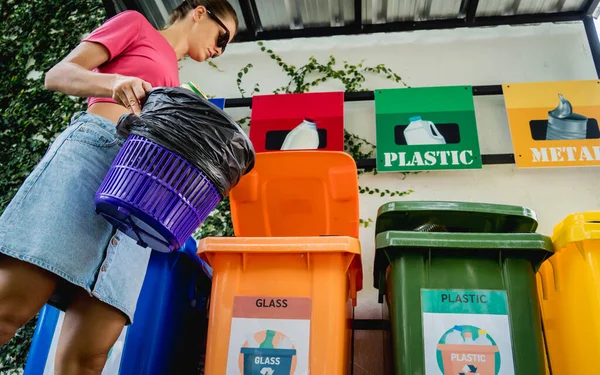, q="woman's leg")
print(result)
[0,255,58,346]
[55,288,126,375]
